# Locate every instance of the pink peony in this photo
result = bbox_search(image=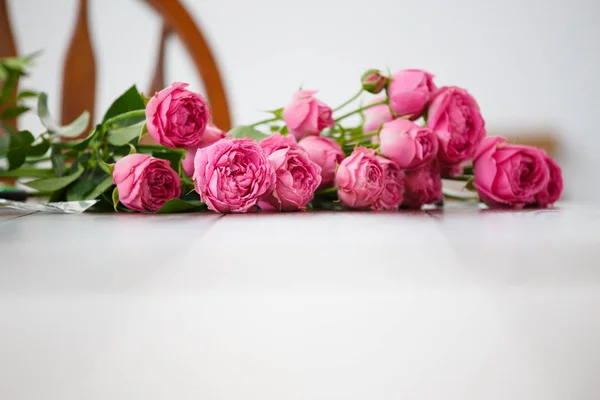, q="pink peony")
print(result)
[402,162,443,209]
[283,90,334,139]
[473,137,550,208]
[372,156,405,210]
[335,147,385,209]
[534,152,563,207]
[259,132,299,155]
[379,119,438,170]
[113,154,181,212]
[146,82,211,149]
[259,147,322,211]
[182,124,227,176]
[427,86,486,166]
[388,69,437,119]
[193,138,275,213]
[363,95,394,134]
[298,136,344,189]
